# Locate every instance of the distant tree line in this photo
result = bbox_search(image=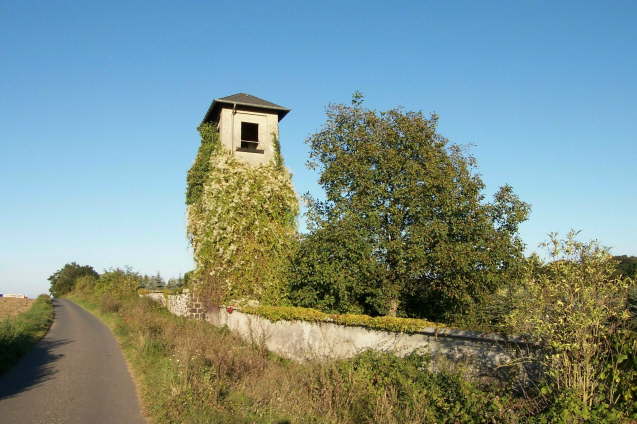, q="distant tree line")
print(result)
[48,264,187,297]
